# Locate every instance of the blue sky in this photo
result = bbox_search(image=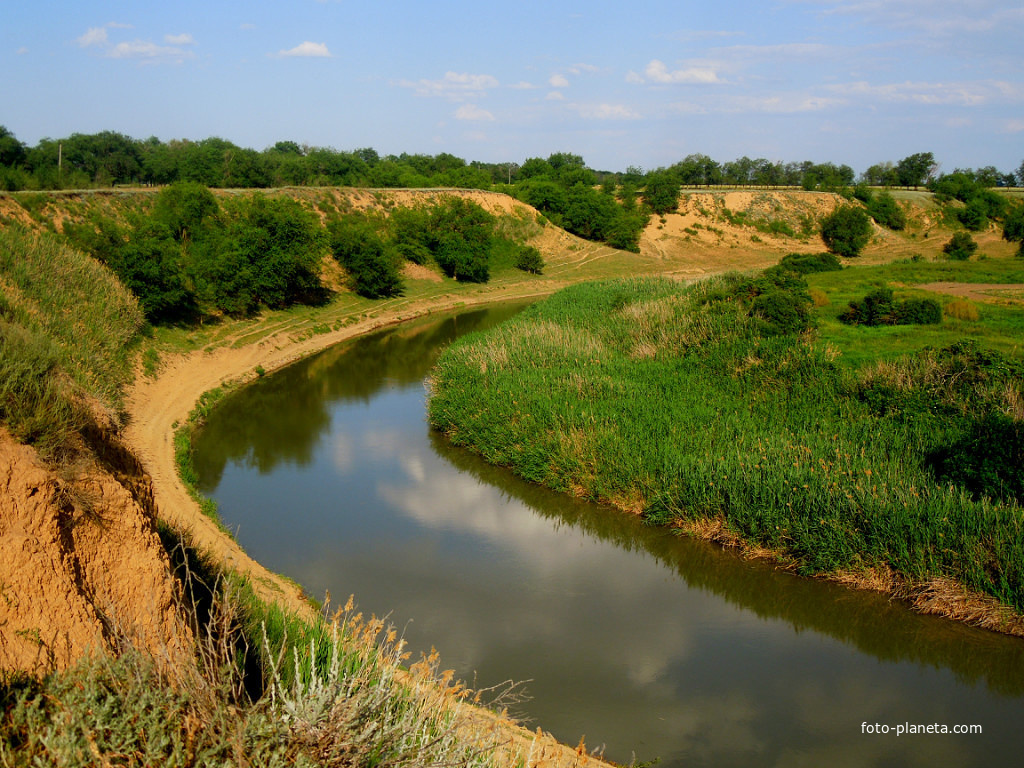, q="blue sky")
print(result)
[3,0,1022,175]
